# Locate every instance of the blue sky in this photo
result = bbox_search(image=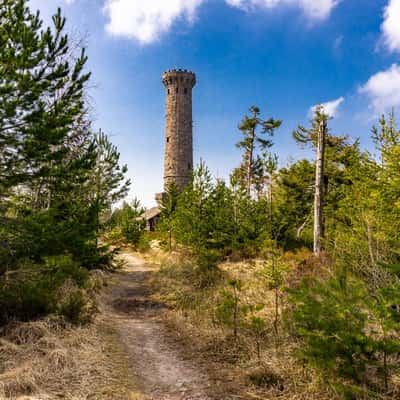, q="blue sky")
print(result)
[31,0,400,206]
